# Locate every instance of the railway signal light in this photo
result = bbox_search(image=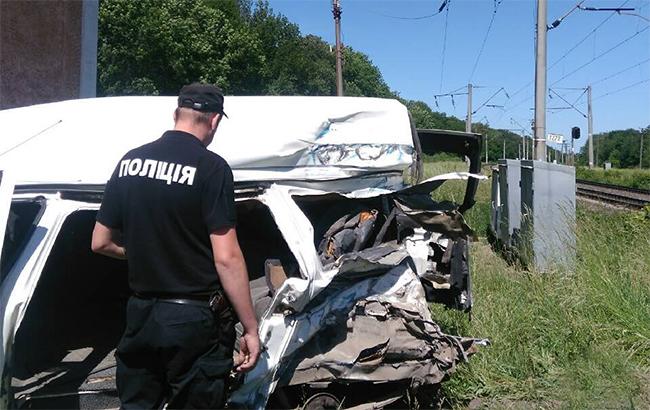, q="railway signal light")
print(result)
[572,126,580,139]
